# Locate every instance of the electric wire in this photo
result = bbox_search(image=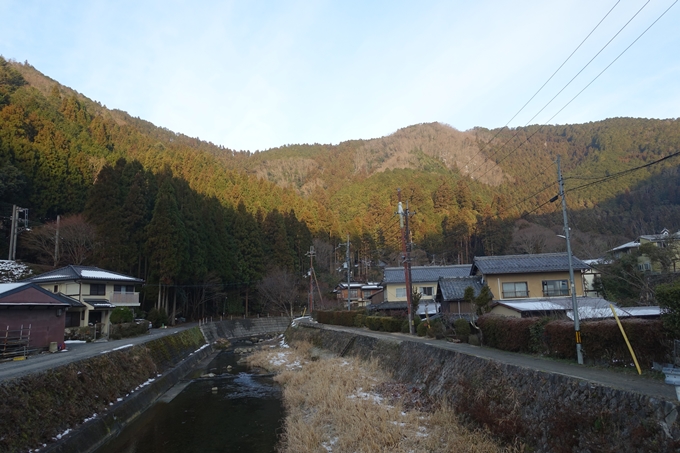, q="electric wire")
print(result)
[468,0,669,185]
[459,1,622,175]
